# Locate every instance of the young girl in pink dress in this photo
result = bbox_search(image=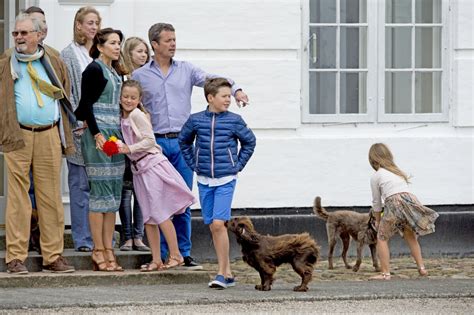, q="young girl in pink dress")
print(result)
[118,80,196,271]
